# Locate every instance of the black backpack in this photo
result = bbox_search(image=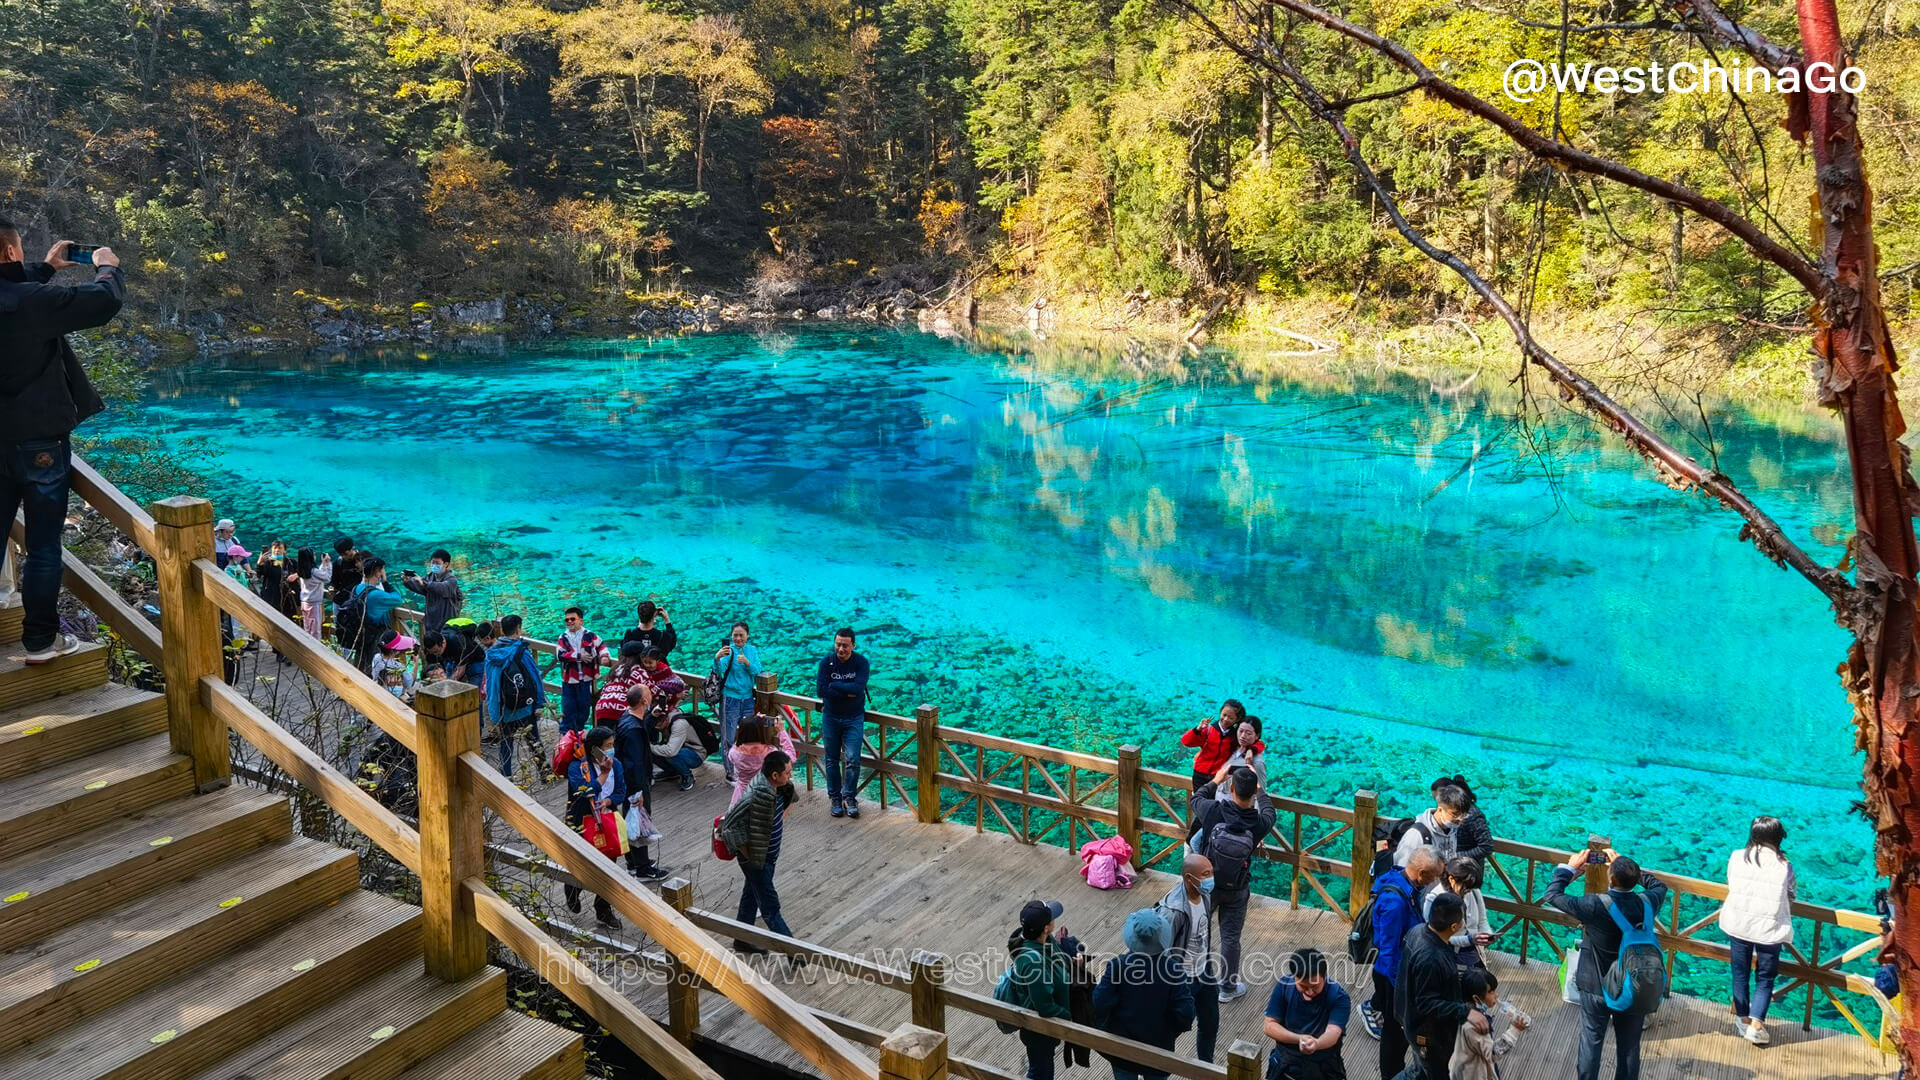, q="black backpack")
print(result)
[499,642,537,712]
[1200,817,1258,892]
[1347,880,1411,963]
[335,585,371,651]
